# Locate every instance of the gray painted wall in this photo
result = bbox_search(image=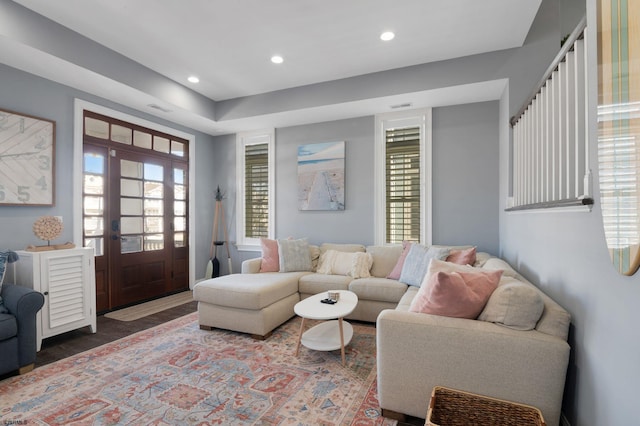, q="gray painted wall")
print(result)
[215,102,500,271]
[499,1,639,424]
[0,64,217,282]
[274,117,376,245]
[432,102,499,253]
[208,133,236,276]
